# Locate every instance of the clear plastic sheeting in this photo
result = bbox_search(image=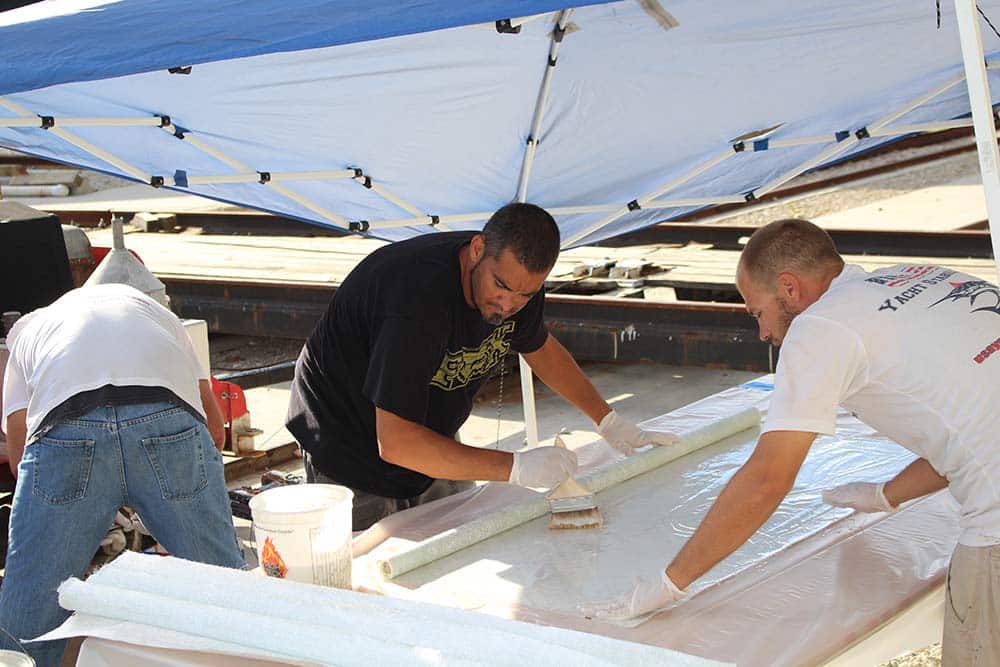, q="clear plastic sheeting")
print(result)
[356,407,760,580]
[354,379,960,666]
